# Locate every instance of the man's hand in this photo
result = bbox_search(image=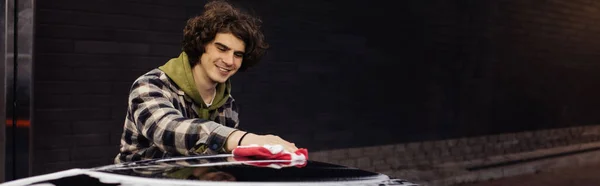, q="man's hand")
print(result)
[241,133,298,153]
[225,131,298,152]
